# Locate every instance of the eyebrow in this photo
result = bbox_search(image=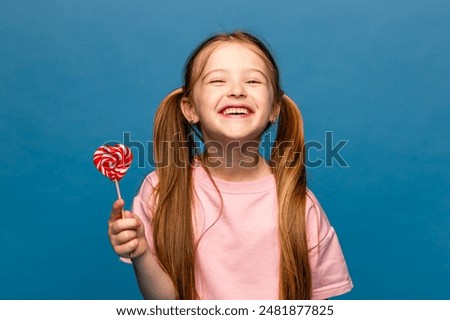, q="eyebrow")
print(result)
[202,69,226,80]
